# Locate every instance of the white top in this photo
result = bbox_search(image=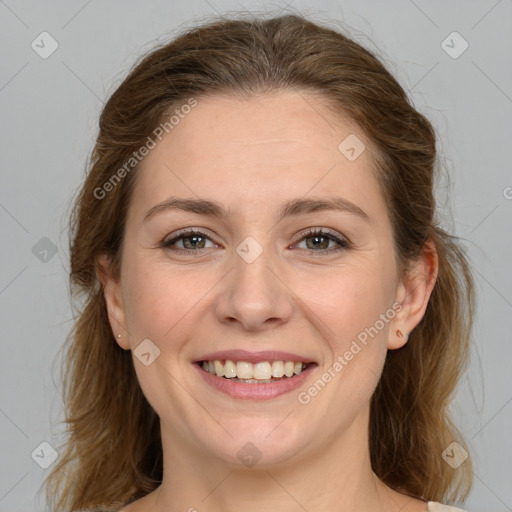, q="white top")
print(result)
[427,501,467,511]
